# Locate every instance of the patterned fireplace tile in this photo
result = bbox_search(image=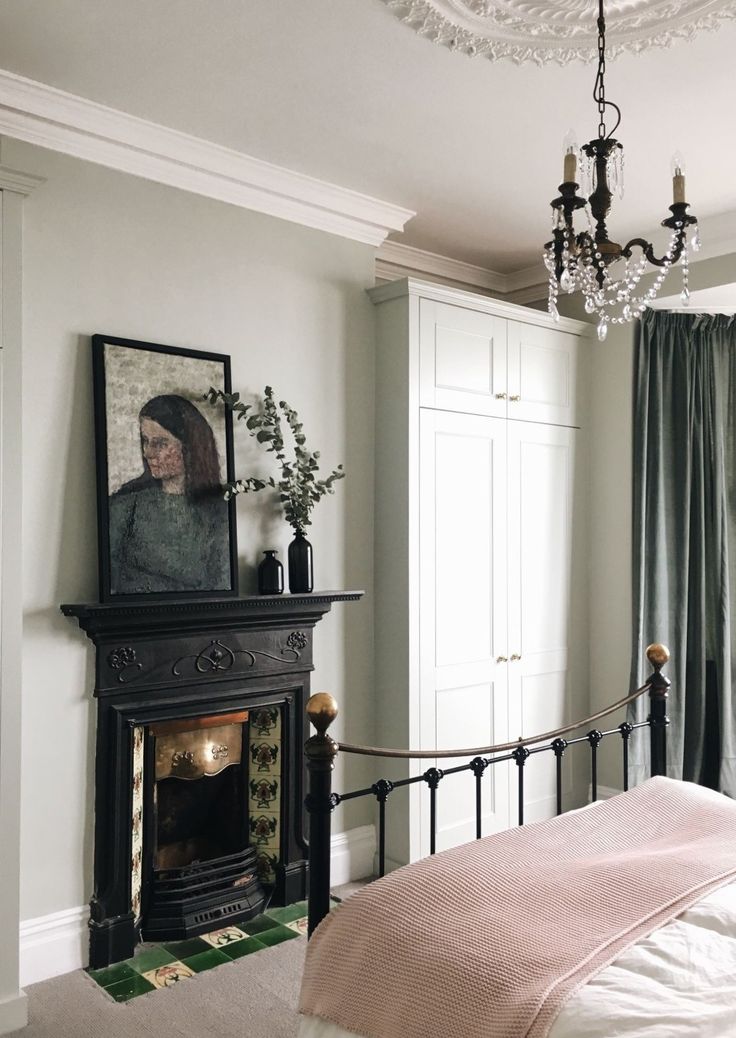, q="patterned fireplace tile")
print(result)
[249,706,281,739]
[255,849,280,881]
[248,813,280,848]
[248,739,281,775]
[200,926,250,949]
[142,962,195,989]
[86,899,316,1003]
[248,710,282,883]
[248,775,280,812]
[86,897,342,1002]
[247,701,282,880]
[130,726,145,919]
